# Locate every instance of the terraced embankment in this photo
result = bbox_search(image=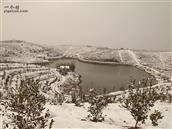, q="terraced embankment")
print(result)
[0,63,80,102]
